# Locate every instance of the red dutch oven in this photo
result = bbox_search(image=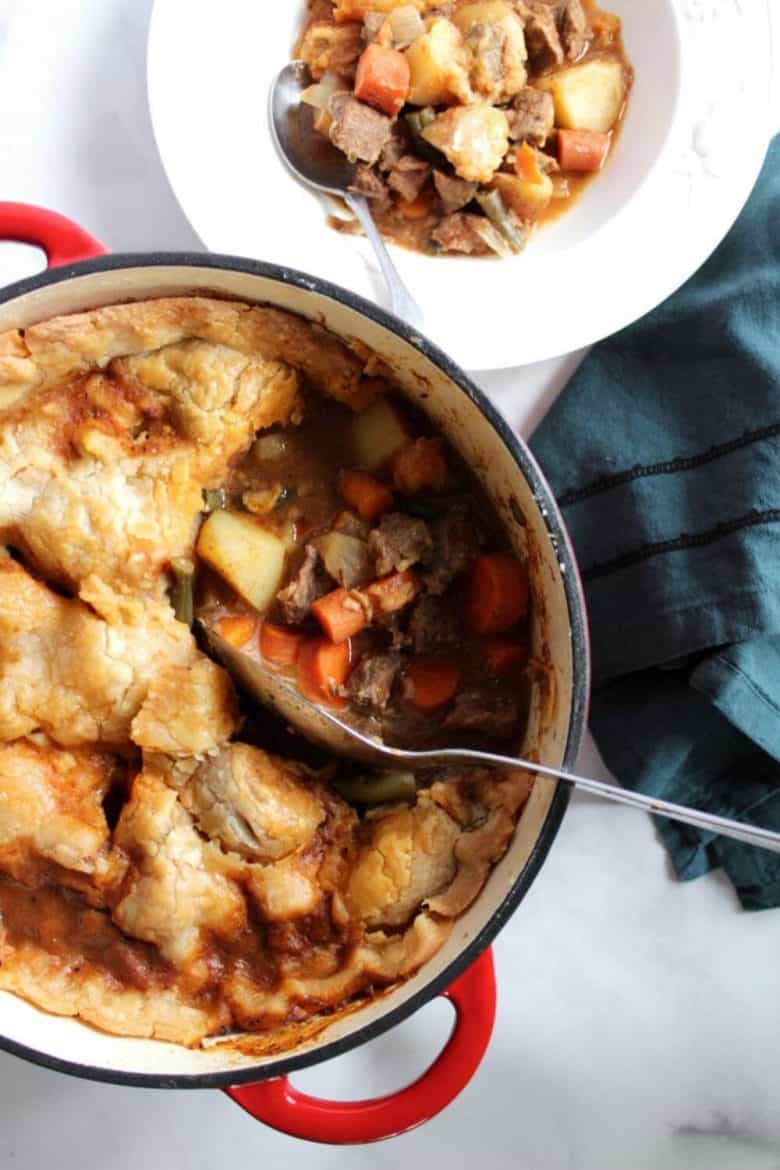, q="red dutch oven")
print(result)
[0,203,590,1144]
